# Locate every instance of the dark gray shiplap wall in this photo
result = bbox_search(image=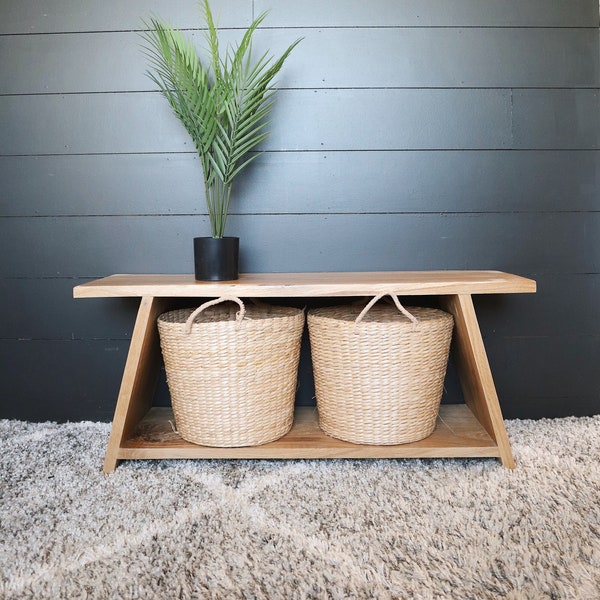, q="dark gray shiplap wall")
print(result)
[0,0,598,421]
